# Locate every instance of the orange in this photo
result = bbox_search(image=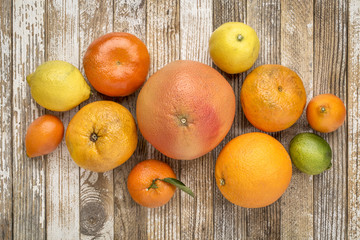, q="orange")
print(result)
[306,93,346,133]
[25,114,64,158]
[65,101,137,172]
[127,159,176,208]
[83,32,150,97]
[215,132,292,208]
[240,64,306,132]
[136,60,235,160]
